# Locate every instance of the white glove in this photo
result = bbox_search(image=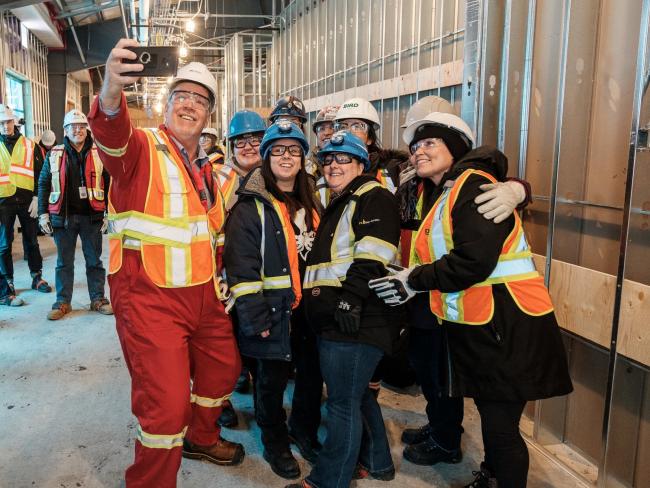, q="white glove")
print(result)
[368,264,421,306]
[100,217,108,234]
[398,165,417,187]
[28,196,38,218]
[38,214,53,235]
[474,181,526,223]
